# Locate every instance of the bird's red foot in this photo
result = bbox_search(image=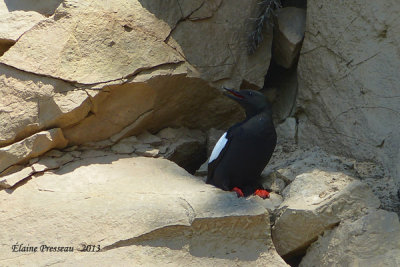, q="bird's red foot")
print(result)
[232,187,244,198]
[254,189,270,199]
